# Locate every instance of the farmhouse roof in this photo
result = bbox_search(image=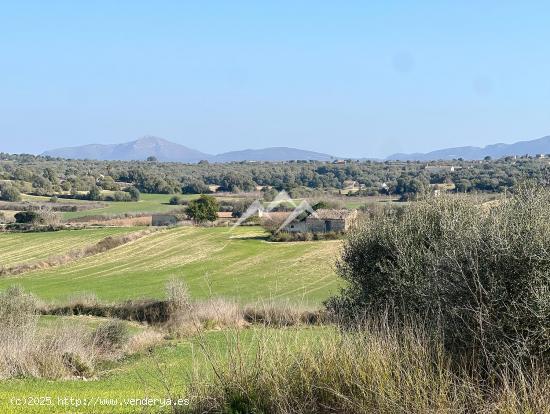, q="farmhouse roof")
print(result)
[311,209,355,220]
